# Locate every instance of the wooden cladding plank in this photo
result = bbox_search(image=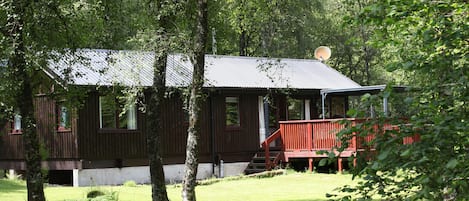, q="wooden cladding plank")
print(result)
[0,96,79,160]
[212,93,259,158]
[78,92,212,163]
